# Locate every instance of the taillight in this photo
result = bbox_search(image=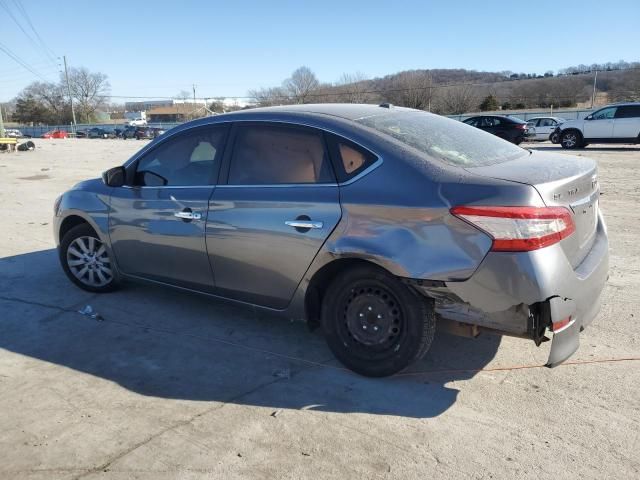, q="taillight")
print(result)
[515,124,528,130]
[450,206,575,252]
